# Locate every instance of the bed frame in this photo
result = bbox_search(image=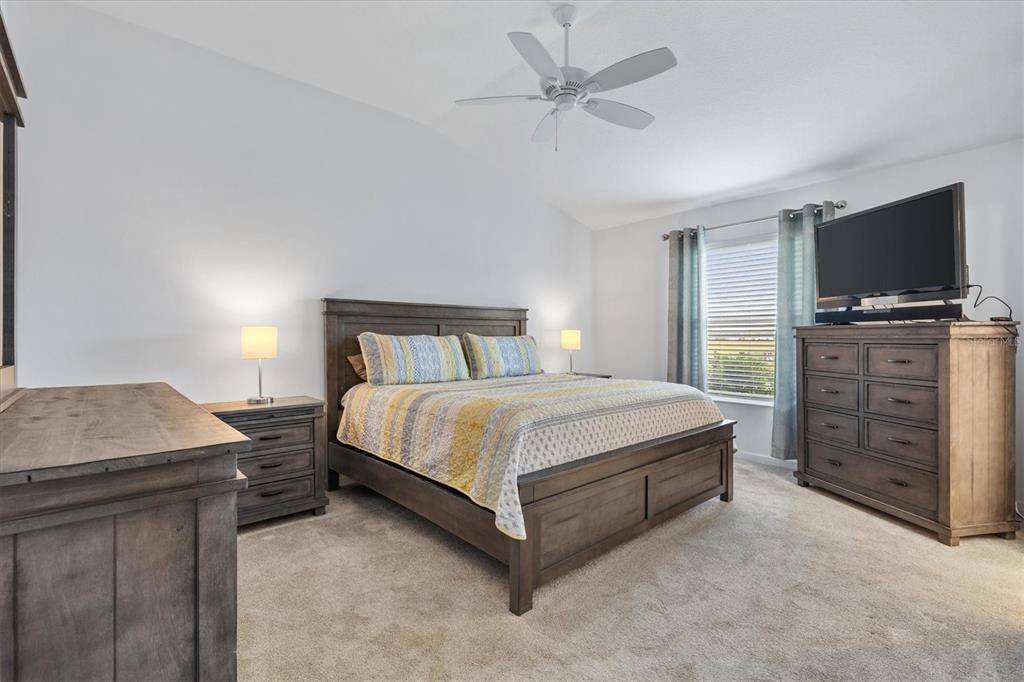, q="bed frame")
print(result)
[323,298,735,615]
